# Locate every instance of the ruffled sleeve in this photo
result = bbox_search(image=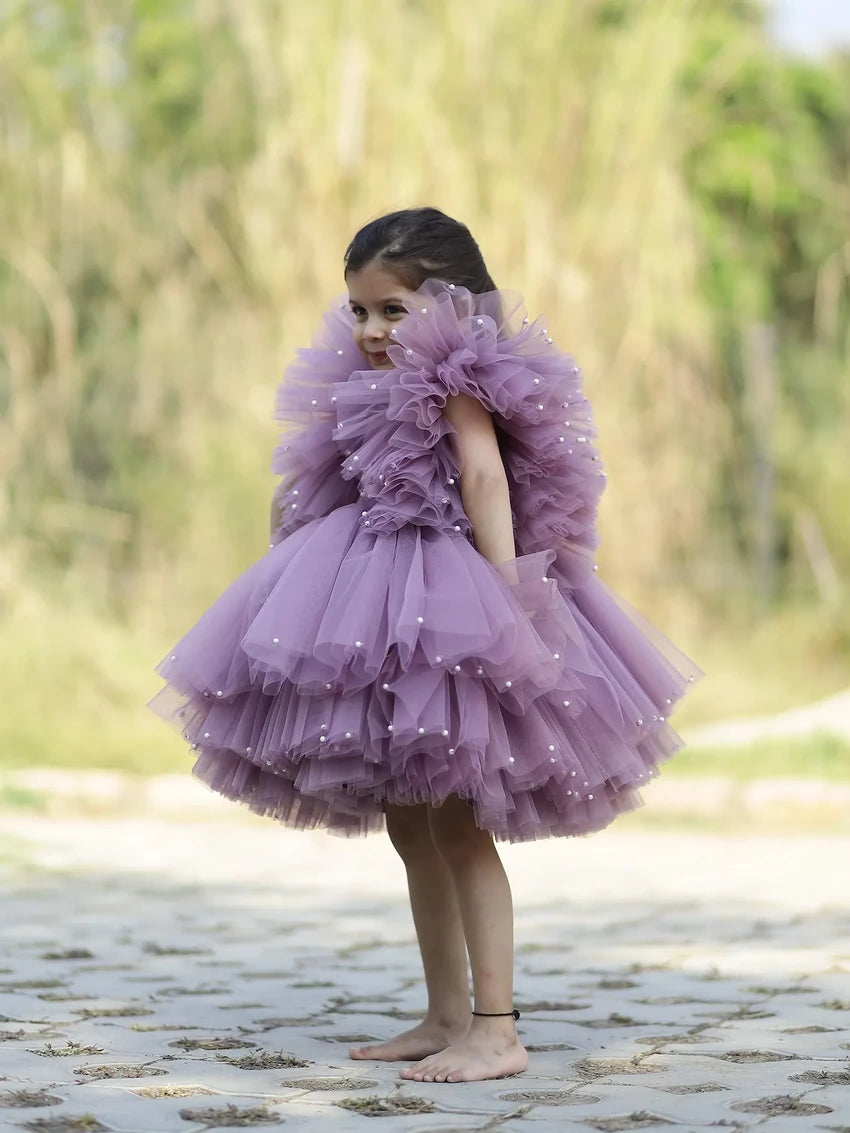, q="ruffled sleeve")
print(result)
[384,279,607,587]
[270,305,361,542]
